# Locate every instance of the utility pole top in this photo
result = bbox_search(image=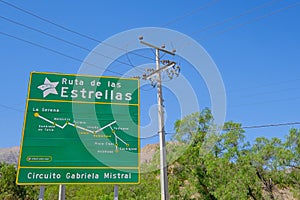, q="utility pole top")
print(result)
[139,36,176,56]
